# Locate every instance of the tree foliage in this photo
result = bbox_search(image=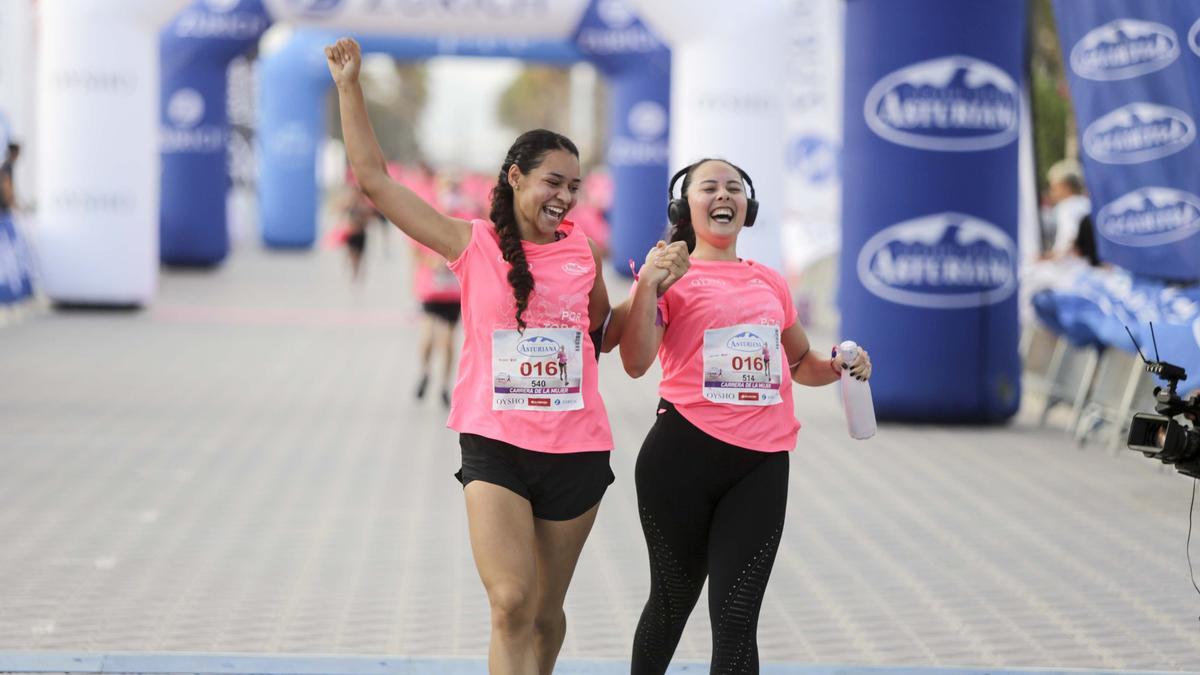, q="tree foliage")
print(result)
[1030,0,1076,193]
[328,59,429,164]
[496,66,571,136]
